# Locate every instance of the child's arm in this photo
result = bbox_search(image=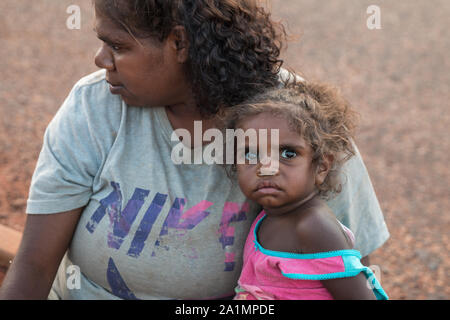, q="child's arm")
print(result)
[320,273,376,300]
[295,213,376,300]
